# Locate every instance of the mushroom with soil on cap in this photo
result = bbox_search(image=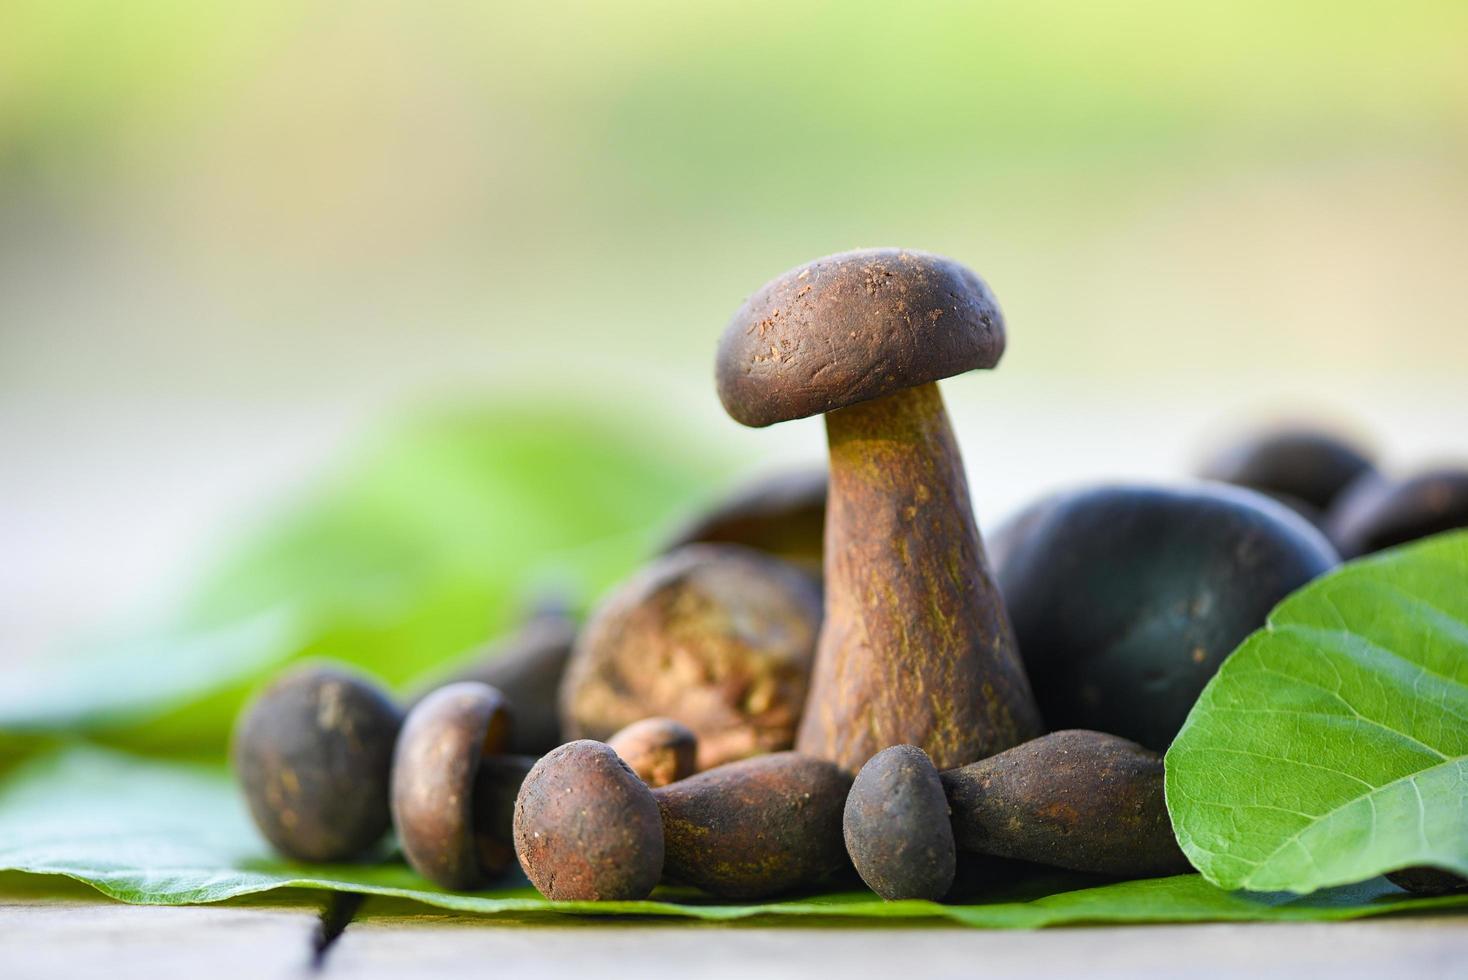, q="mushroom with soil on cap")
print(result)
[716,248,1043,773]
[559,543,821,770]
